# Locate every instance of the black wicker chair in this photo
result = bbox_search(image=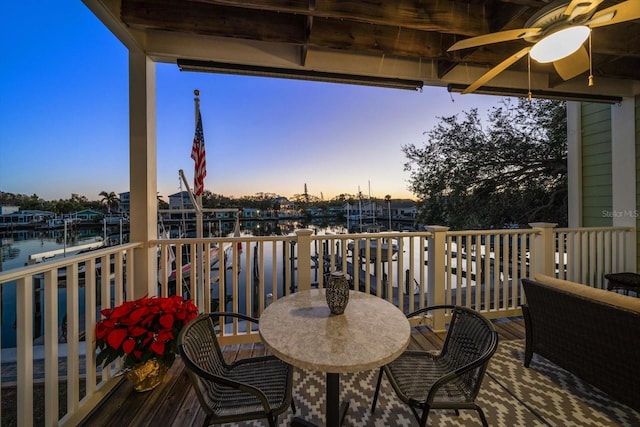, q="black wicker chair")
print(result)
[178,312,295,427]
[371,305,498,427]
